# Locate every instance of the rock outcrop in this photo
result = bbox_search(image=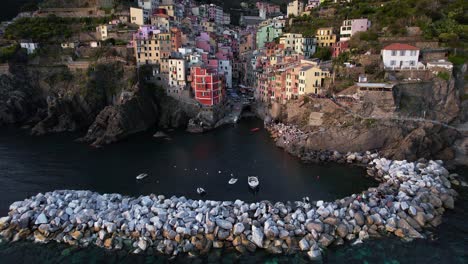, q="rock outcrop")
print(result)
[79,84,159,146]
